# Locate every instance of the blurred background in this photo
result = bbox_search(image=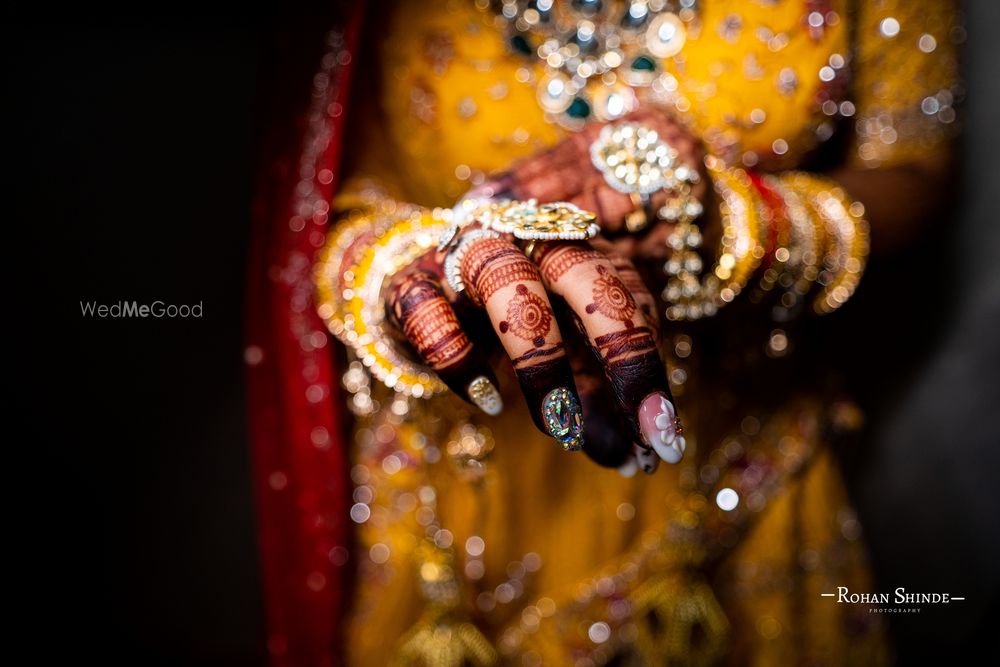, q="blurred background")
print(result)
[9,1,998,665]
